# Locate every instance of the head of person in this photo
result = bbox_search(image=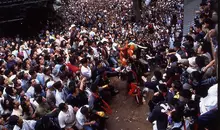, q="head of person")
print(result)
[80,106,90,117]
[53,81,63,91]
[169,54,178,63]
[179,89,192,102]
[158,84,168,95]
[34,84,43,95]
[211,11,218,23]
[203,18,212,28]
[88,48,94,55]
[29,69,37,79]
[199,13,205,23]
[70,24,76,31]
[173,41,181,50]
[80,58,88,67]
[171,80,183,92]
[0,115,5,125]
[69,83,79,95]
[5,87,17,96]
[13,100,20,109]
[189,71,202,84]
[183,35,194,46]
[195,23,203,33]
[59,103,68,112]
[56,57,64,65]
[91,84,99,93]
[197,40,211,54]
[171,110,183,123]
[195,56,206,69]
[8,115,23,127]
[0,75,5,86]
[154,70,162,81]
[47,81,55,90]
